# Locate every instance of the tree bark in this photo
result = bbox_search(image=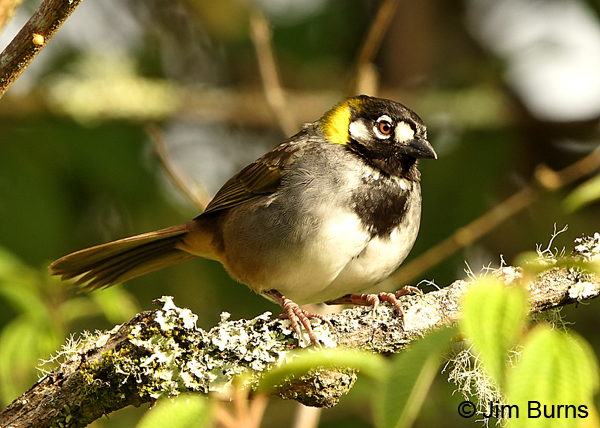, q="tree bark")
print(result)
[0,0,84,98]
